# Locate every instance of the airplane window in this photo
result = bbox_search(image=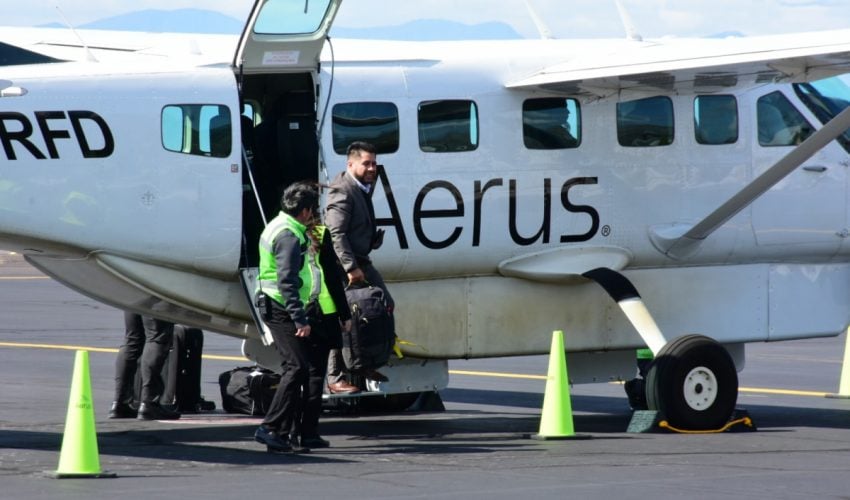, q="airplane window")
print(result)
[756,91,813,147]
[794,76,850,153]
[254,0,333,35]
[331,102,399,155]
[522,98,581,149]
[161,104,231,158]
[694,95,738,145]
[418,100,479,153]
[616,96,674,147]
